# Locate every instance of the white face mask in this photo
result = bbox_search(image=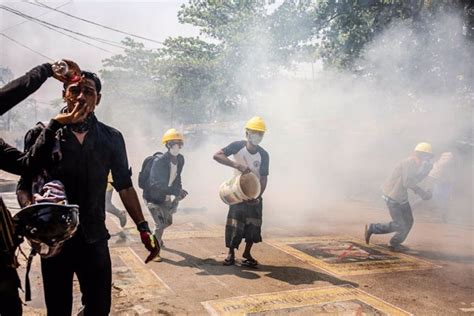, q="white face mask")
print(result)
[247,133,263,146]
[169,144,181,156]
